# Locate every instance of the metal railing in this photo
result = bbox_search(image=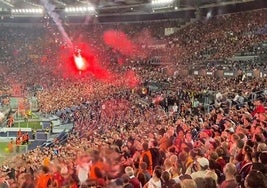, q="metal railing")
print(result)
[203,89,266,114]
